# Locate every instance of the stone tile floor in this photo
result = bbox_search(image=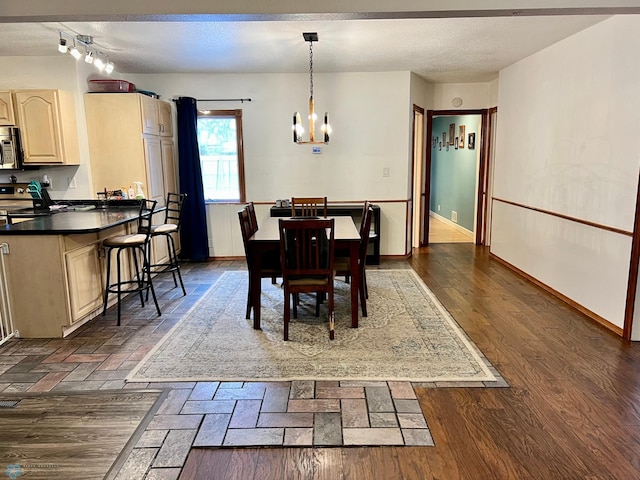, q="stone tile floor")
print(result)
[0,260,507,480]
